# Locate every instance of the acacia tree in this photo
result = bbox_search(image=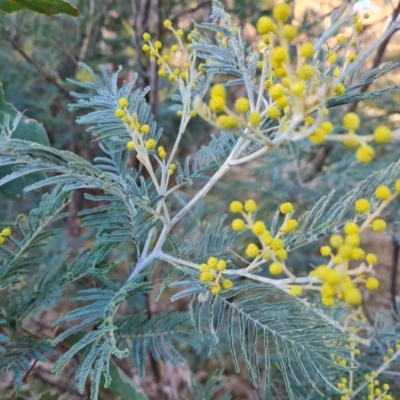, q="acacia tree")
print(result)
[1,1,400,399]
